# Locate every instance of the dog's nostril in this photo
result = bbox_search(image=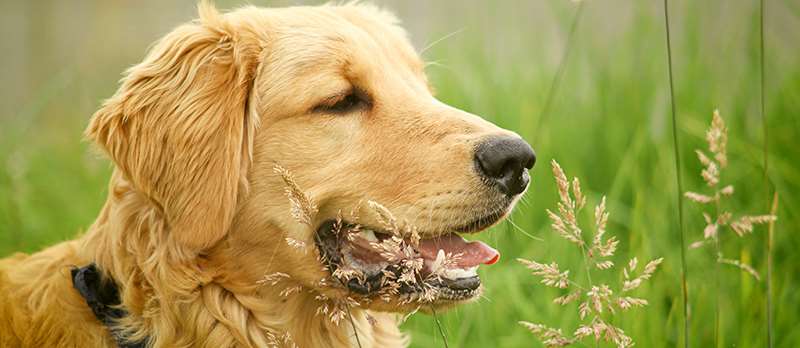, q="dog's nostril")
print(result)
[474,136,536,196]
